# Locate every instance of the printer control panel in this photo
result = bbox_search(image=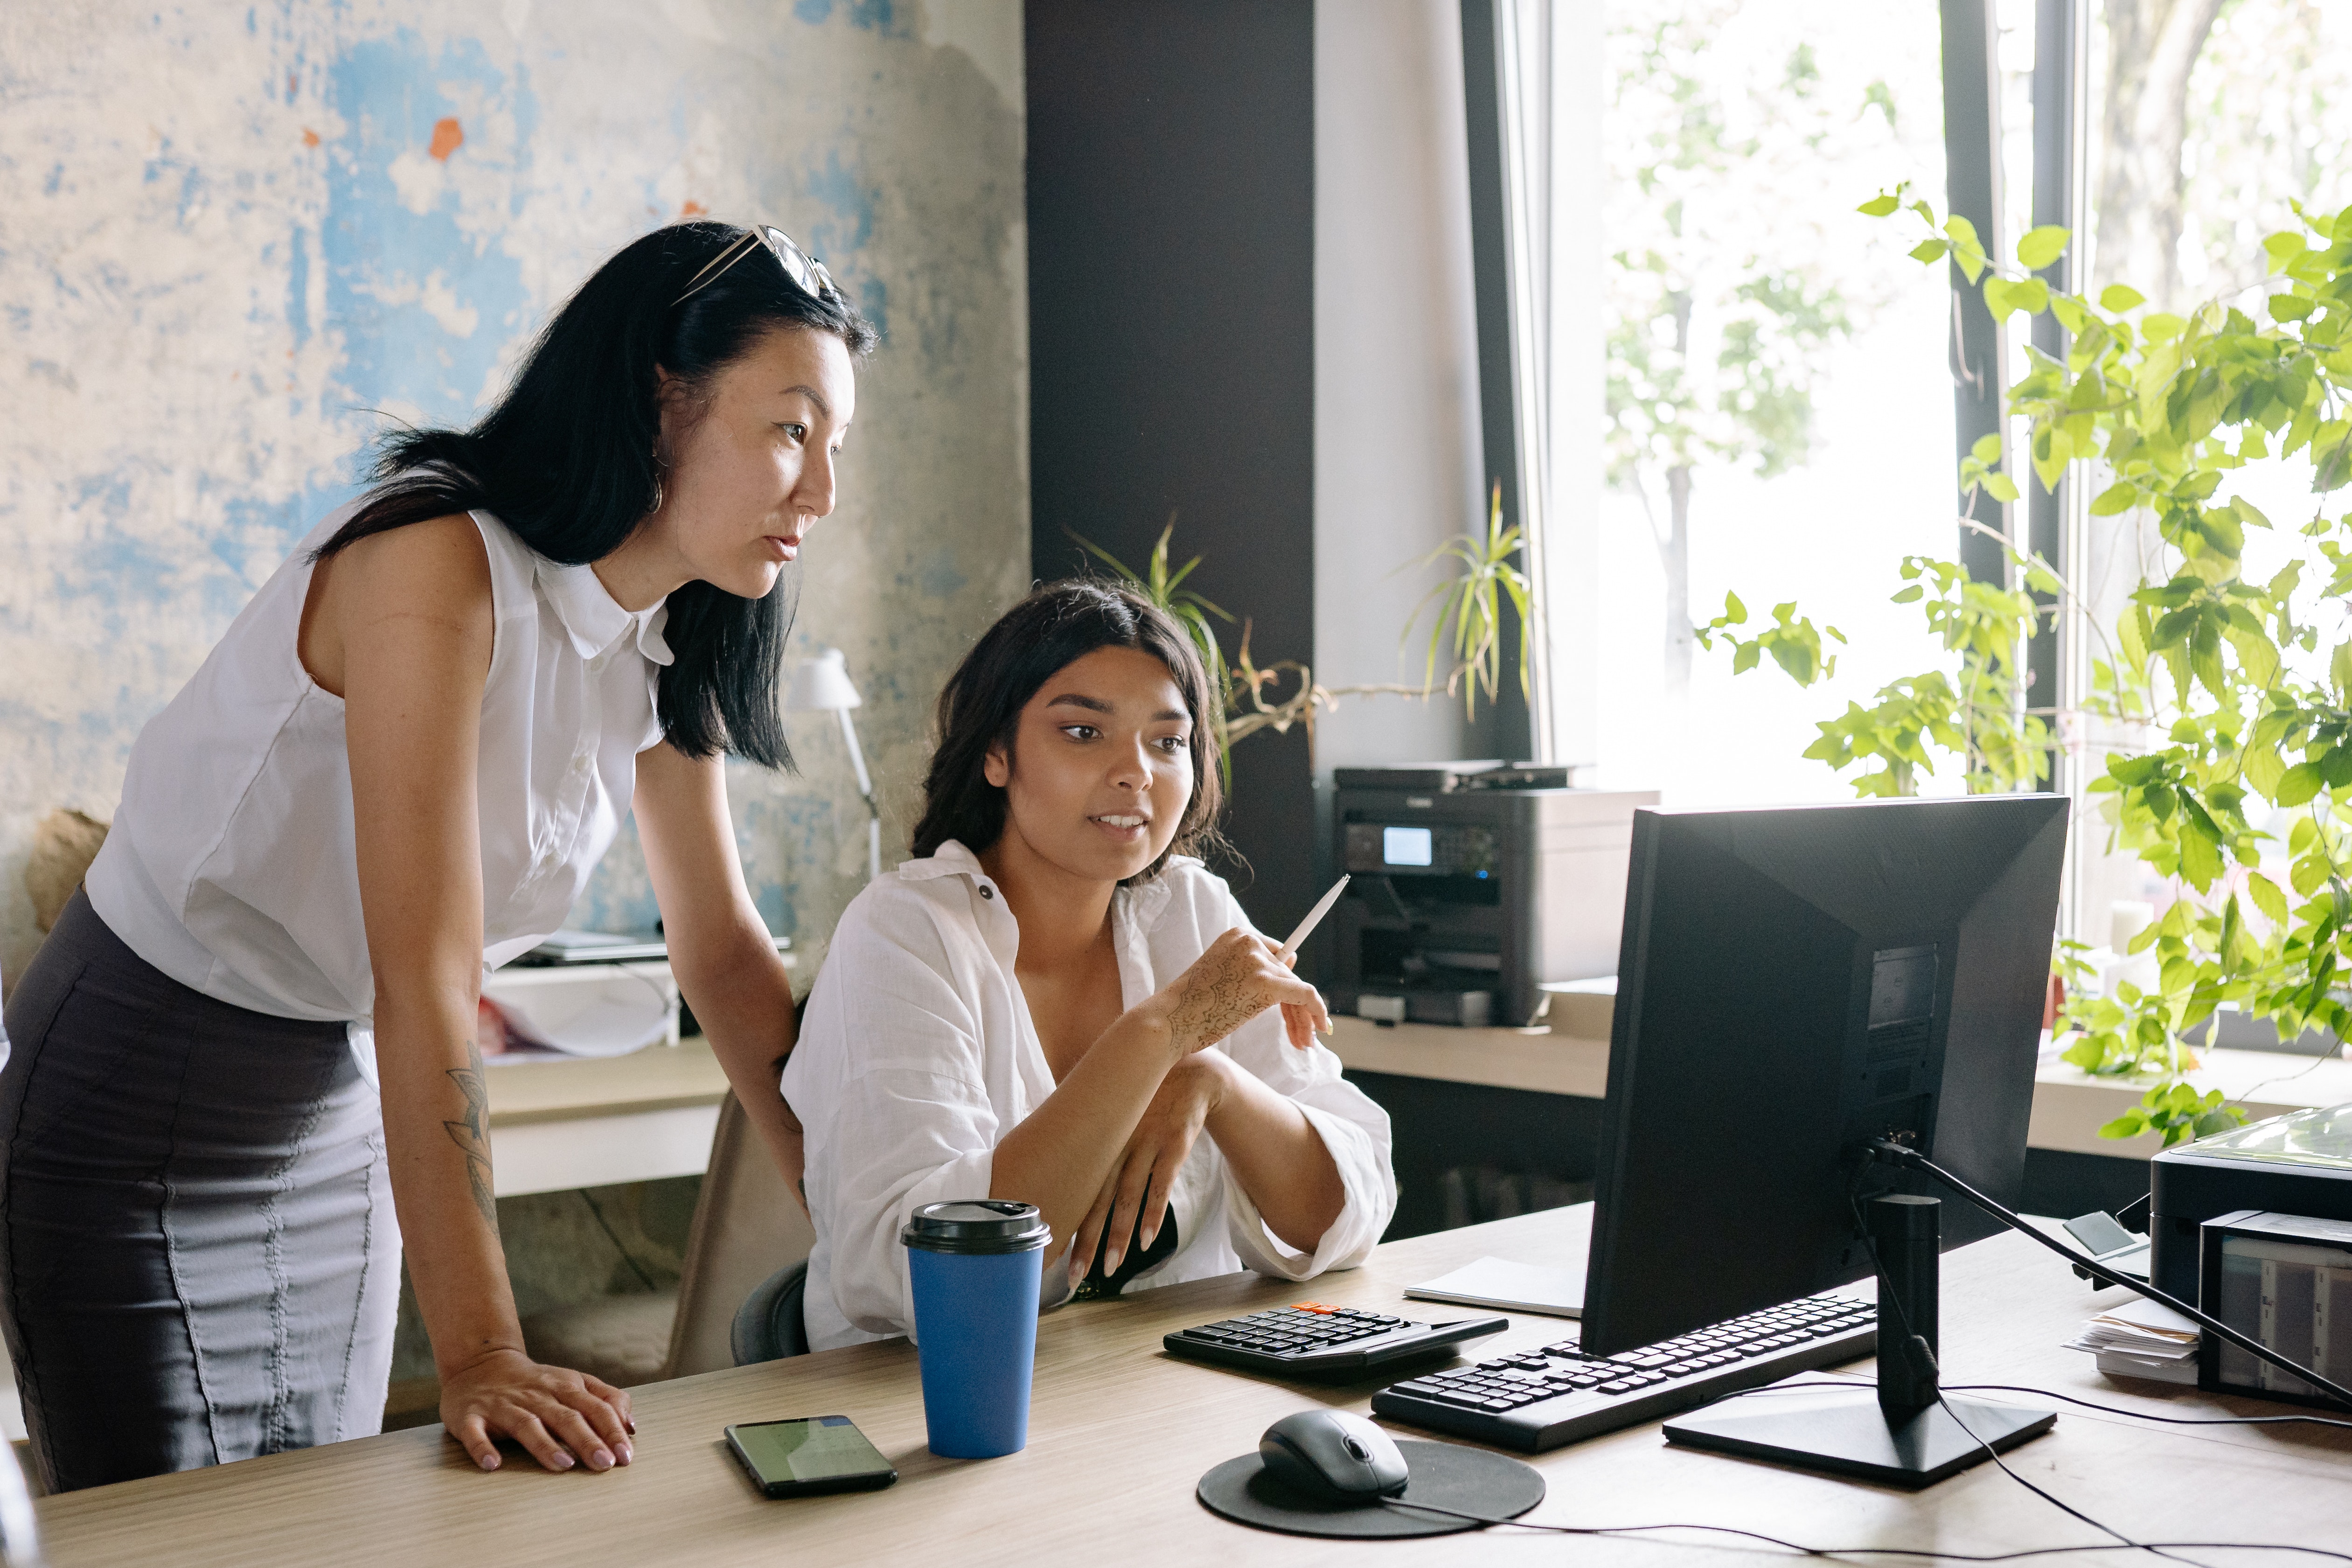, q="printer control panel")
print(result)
[1343,822,1497,878]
